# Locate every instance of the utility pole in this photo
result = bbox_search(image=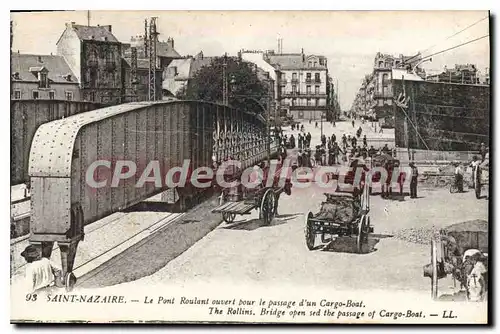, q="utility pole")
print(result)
[131,47,138,101]
[148,17,159,101]
[87,10,90,26]
[222,53,228,106]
